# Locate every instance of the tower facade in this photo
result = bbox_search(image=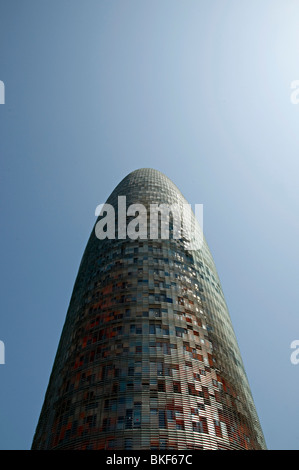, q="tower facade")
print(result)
[32,168,266,450]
